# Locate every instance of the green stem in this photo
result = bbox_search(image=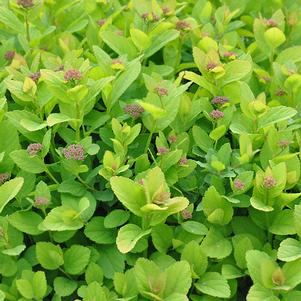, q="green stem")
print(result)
[45,167,59,184]
[144,130,154,153]
[59,267,73,281]
[77,175,97,192]
[25,12,30,43]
